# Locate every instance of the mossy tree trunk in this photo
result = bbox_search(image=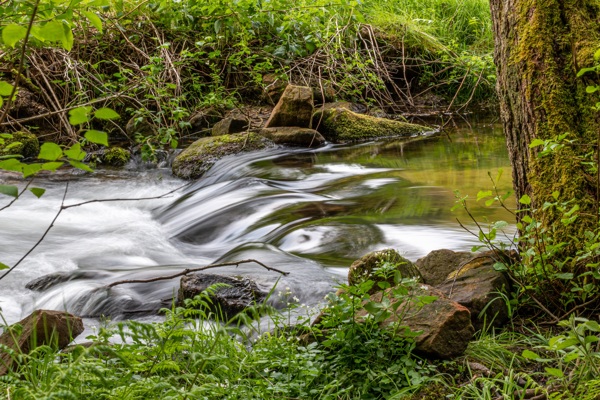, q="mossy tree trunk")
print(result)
[490,0,600,263]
